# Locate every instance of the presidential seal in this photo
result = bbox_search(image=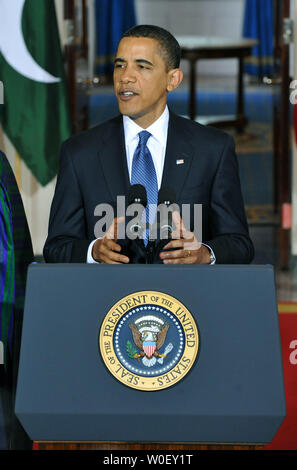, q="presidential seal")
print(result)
[99,291,199,391]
